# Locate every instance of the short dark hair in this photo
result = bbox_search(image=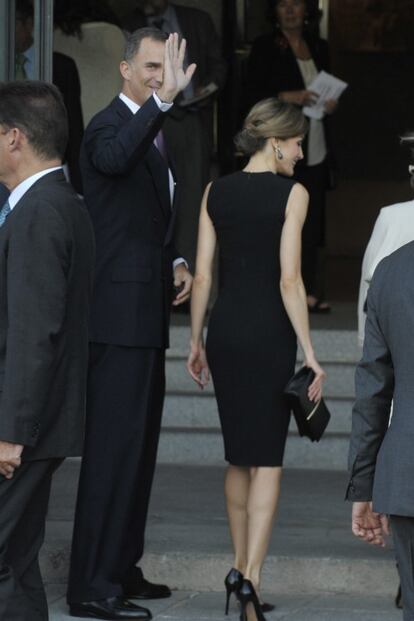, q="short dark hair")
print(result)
[0,81,68,160]
[124,27,167,62]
